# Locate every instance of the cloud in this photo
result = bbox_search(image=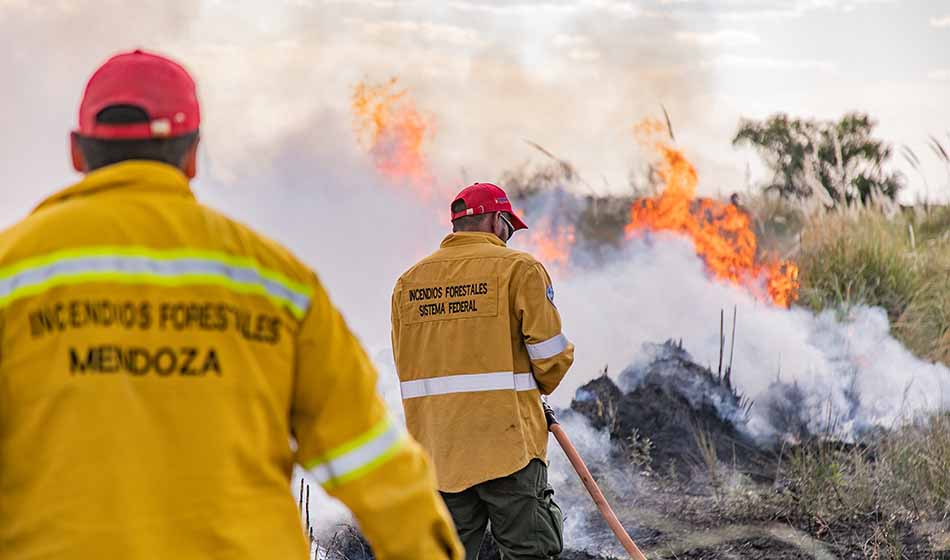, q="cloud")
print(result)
[446,1,578,15]
[553,33,590,47]
[446,0,639,18]
[321,0,398,7]
[708,54,835,71]
[591,0,640,18]
[929,69,950,81]
[653,0,898,21]
[567,47,602,61]
[674,29,761,47]
[551,33,601,61]
[346,17,491,48]
[930,15,950,28]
